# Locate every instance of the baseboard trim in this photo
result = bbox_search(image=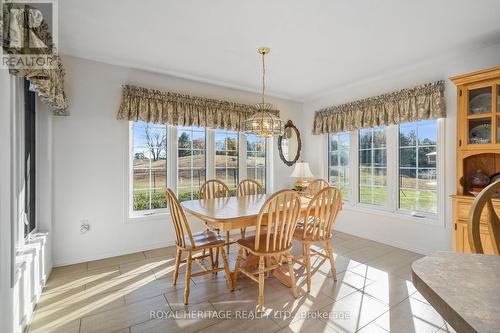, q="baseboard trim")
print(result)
[53,240,176,267]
